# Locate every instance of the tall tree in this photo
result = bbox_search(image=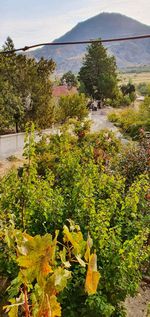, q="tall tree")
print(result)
[79,41,118,102]
[0,37,24,133]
